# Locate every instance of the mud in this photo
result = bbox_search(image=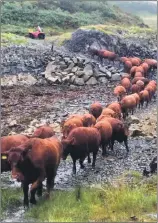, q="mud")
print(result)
[1,83,157,222]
